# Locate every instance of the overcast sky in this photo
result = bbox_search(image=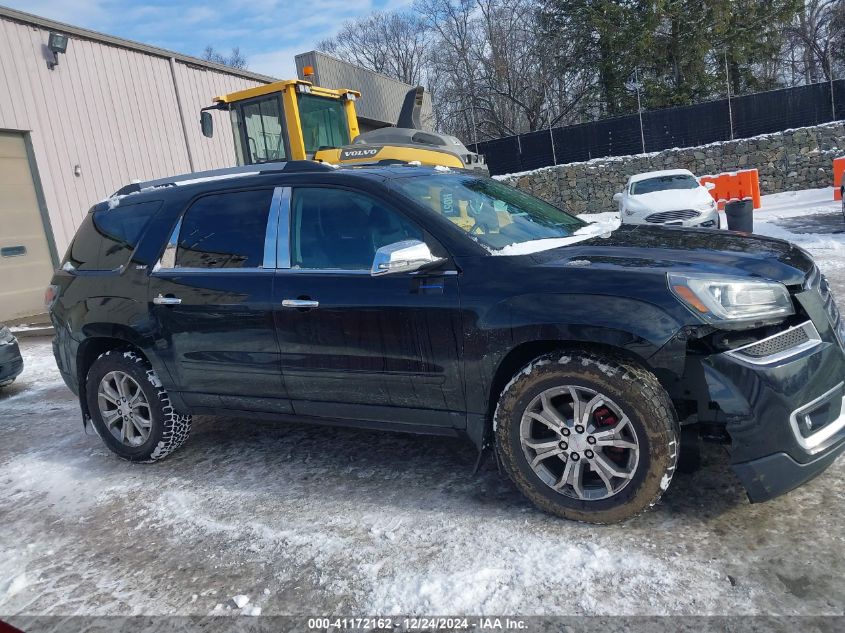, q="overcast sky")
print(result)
[5,0,410,77]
